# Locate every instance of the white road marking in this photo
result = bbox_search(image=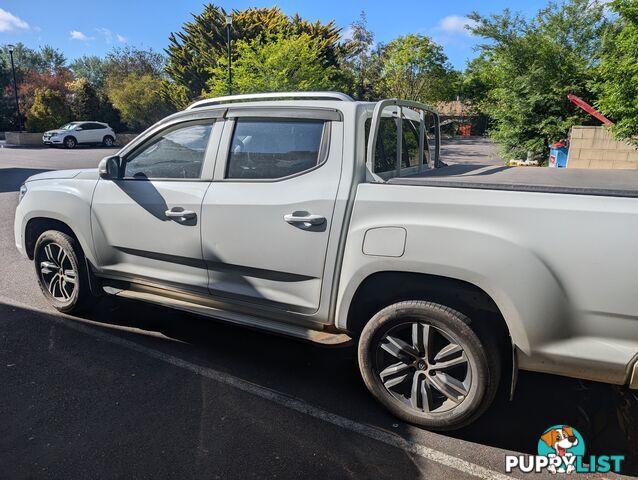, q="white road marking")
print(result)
[4,297,511,480]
